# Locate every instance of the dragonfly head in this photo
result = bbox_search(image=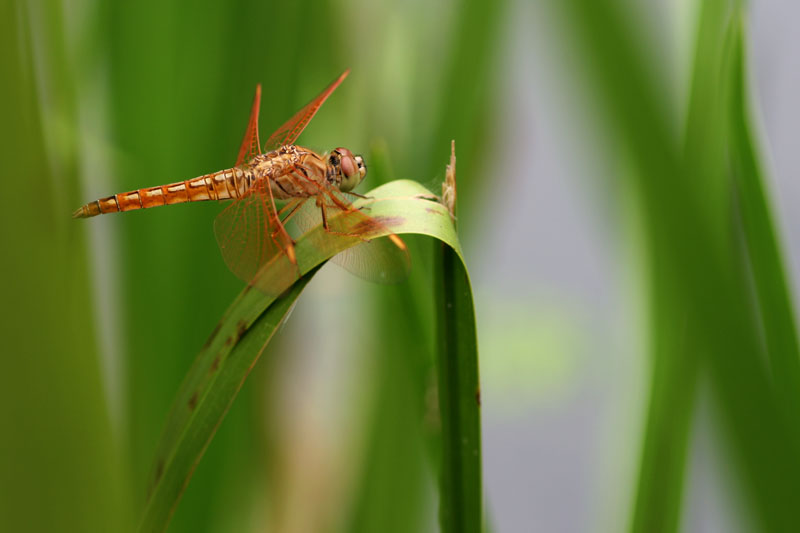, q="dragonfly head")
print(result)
[329,148,367,192]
